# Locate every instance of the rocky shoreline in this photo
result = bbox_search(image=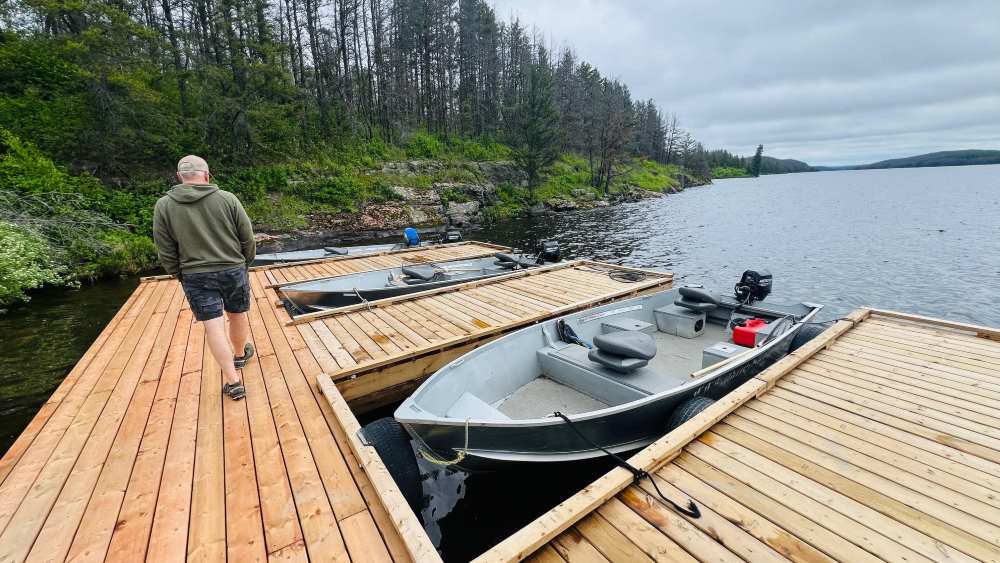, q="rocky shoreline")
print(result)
[255,160,710,250]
